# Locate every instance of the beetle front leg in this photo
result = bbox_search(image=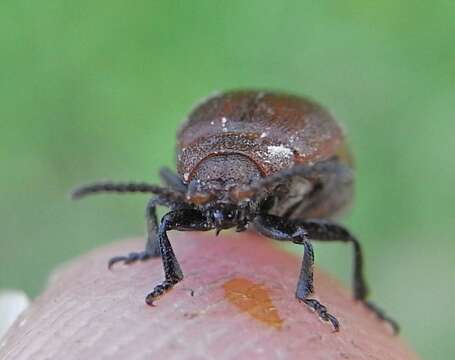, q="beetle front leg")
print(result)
[145,209,210,305]
[301,219,399,333]
[295,239,340,331]
[254,214,340,331]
